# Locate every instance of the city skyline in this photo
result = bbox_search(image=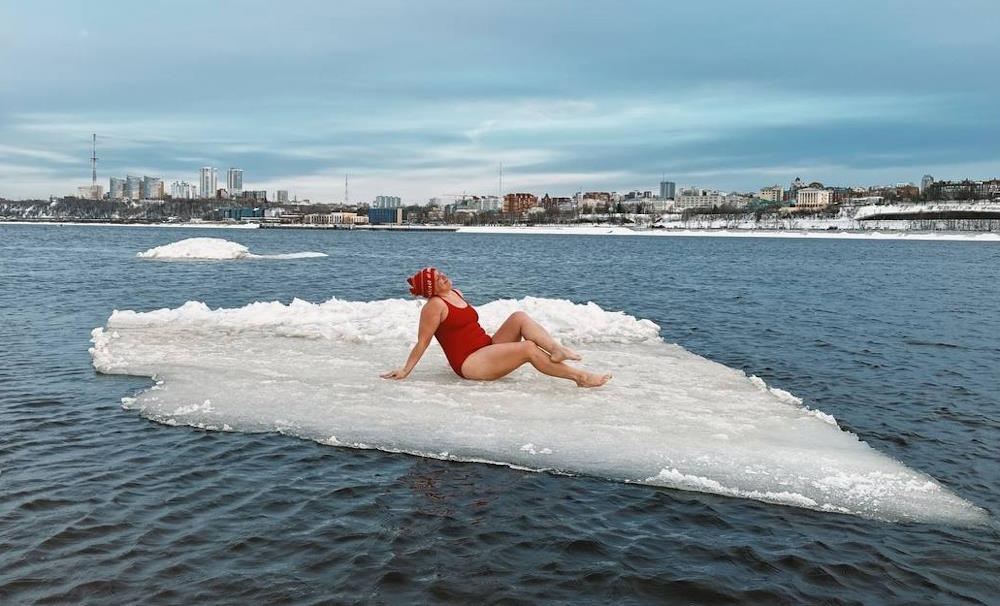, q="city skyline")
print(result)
[1,1,999,202]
